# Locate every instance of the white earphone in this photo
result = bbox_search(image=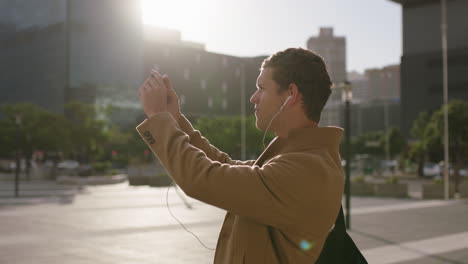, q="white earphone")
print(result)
[279,95,292,112]
[262,95,292,149]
